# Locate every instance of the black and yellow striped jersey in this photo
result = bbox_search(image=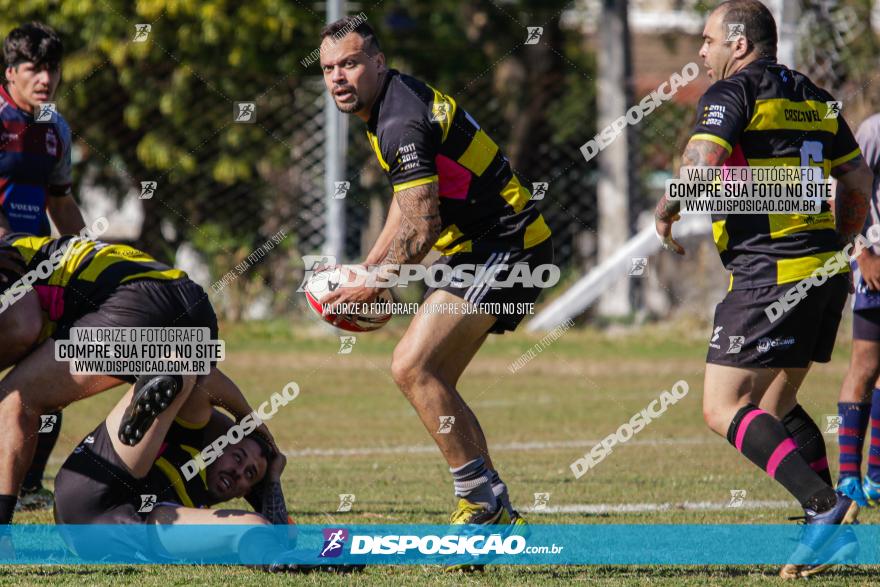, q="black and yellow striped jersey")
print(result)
[144,416,217,508]
[365,69,551,255]
[691,58,861,290]
[3,233,185,339]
